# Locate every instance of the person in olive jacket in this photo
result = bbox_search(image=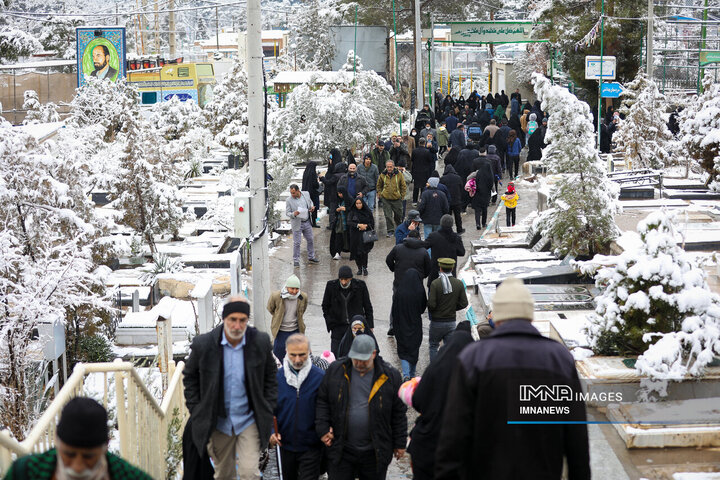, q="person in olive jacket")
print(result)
[183,297,278,479]
[315,335,408,480]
